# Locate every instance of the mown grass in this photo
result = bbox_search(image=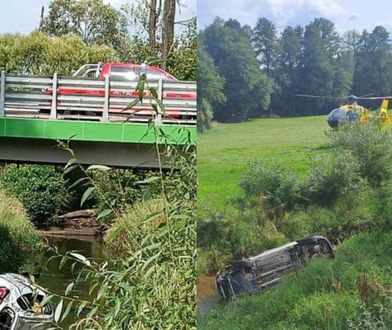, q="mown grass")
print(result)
[199,232,392,330]
[198,116,329,211]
